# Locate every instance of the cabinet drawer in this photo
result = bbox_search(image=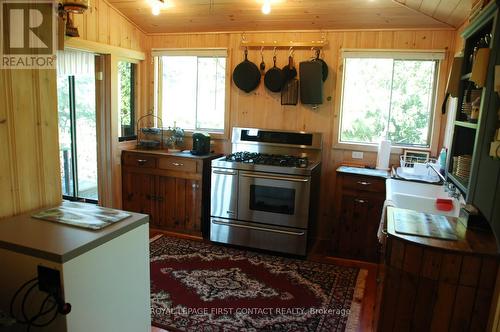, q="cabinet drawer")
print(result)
[158,157,197,173]
[341,174,385,193]
[123,153,157,168]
